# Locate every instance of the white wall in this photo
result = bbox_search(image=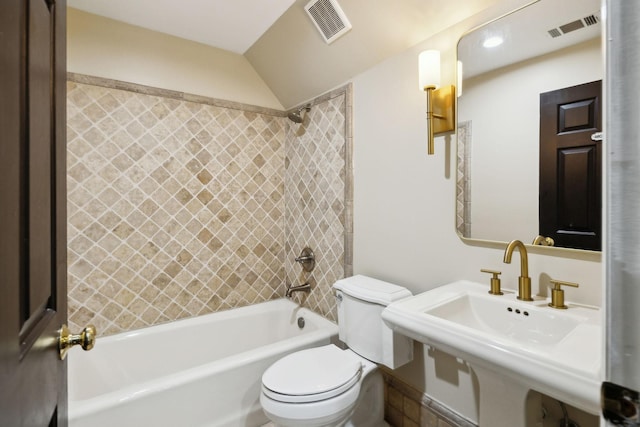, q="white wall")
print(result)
[460,38,602,242]
[351,3,602,422]
[67,8,284,110]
